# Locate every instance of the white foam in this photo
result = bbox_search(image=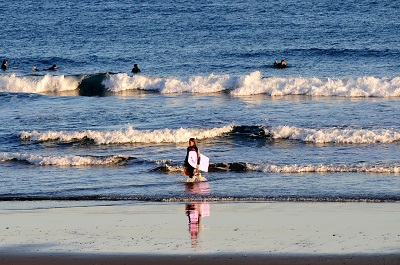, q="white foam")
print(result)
[0,74,79,93]
[103,71,400,97]
[102,73,237,93]
[247,162,400,174]
[266,125,400,144]
[0,152,130,166]
[231,72,400,97]
[2,72,400,97]
[20,124,234,144]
